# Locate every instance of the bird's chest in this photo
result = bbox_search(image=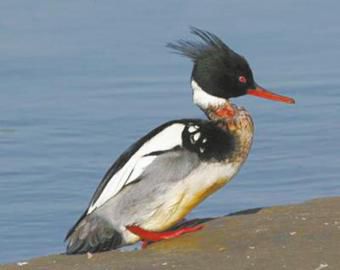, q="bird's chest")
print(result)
[178,105,255,163]
[141,161,239,232]
[225,108,254,164]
